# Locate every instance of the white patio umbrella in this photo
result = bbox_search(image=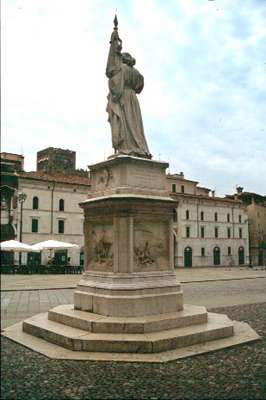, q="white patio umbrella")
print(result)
[31,240,79,251]
[31,240,80,266]
[0,240,39,252]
